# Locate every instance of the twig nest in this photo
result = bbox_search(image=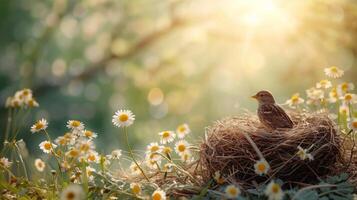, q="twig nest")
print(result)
[200,112,342,187]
